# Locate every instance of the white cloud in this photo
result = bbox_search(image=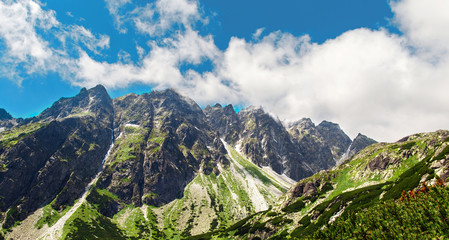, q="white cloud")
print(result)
[391,0,449,58]
[104,0,131,33]
[0,0,58,79]
[206,25,449,141]
[64,25,110,54]
[72,29,220,90]
[133,0,201,36]
[0,0,110,83]
[252,28,265,40]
